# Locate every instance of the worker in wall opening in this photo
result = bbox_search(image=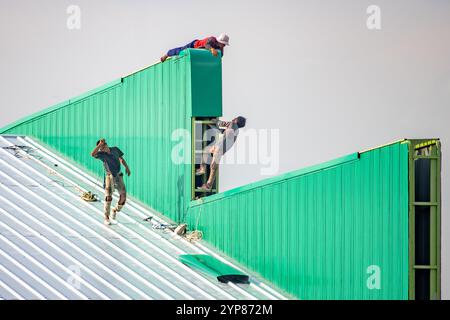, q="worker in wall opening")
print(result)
[196,116,247,191]
[91,139,131,225]
[160,33,230,62]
